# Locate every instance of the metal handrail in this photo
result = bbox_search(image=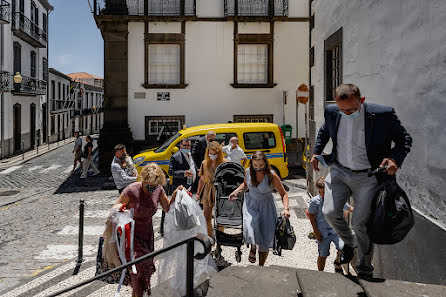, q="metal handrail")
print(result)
[47,233,212,297]
[224,0,289,17]
[11,11,47,46]
[0,70,11,91]
[11,74,47,95]
[93,0,196,16]
[0,0,11,23]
